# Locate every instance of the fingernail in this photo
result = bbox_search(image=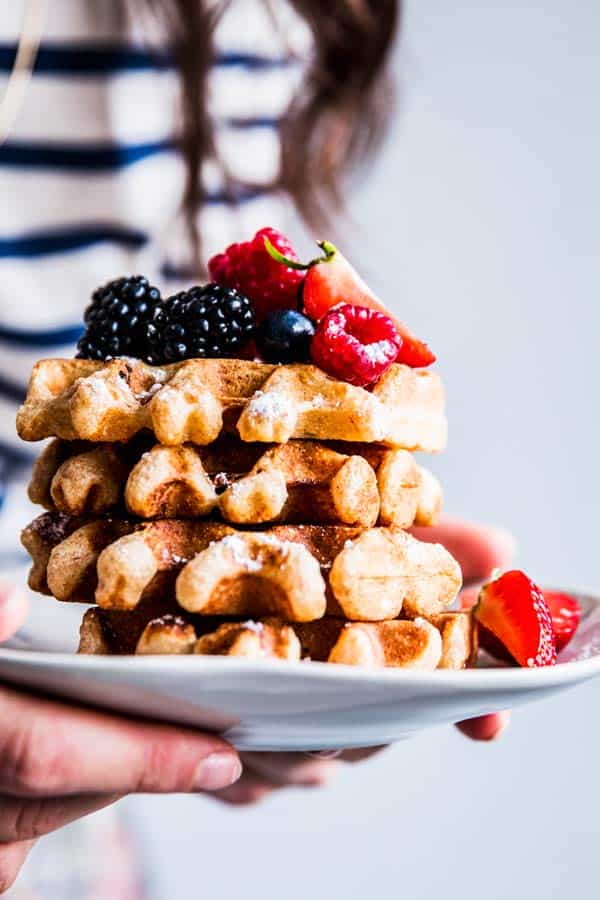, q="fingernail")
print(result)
[192,753,242,791]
